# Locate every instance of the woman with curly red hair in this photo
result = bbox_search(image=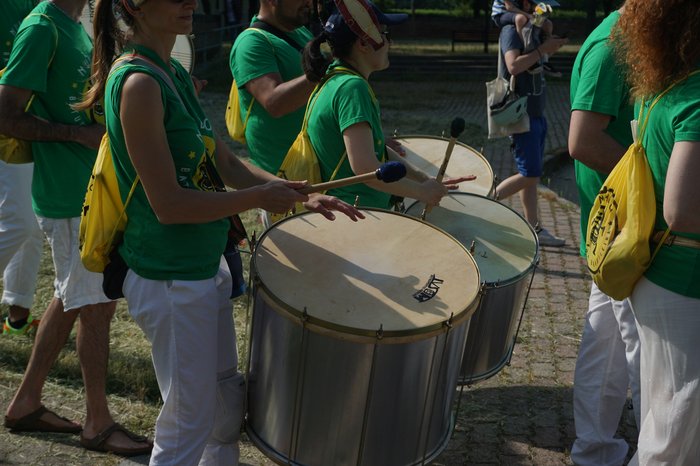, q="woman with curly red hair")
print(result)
[611,1,700,464]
